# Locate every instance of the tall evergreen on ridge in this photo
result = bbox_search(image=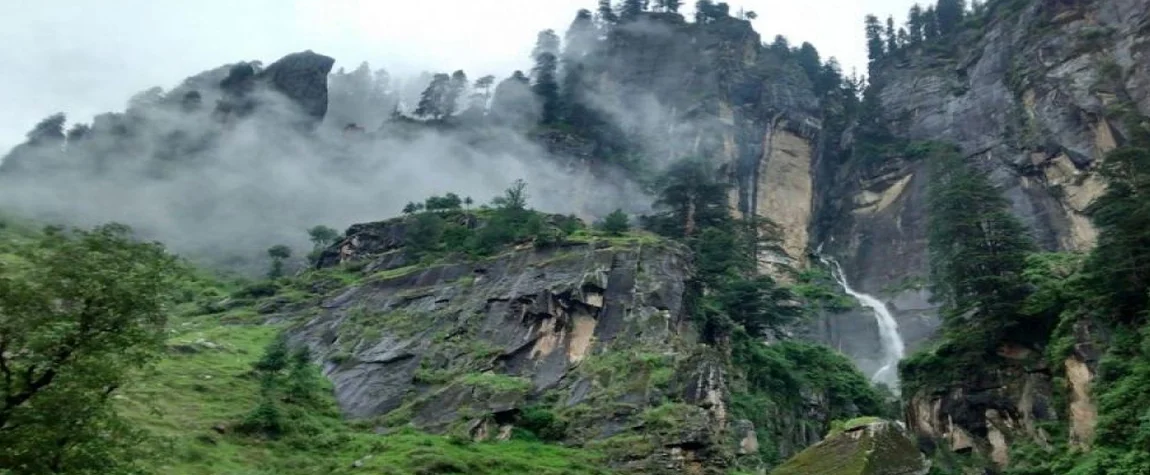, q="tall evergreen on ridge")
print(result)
[445,70,468,117]
[923,5,940,41]
[926,146,1035,344]
[597,0,618,24]
[935,0,966,36]
[885,16,899,53]
[908,4,925,44]
[864,14,885,62]
[531,30,562,125]
[620,0,646,21]
[415,73,451,120]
